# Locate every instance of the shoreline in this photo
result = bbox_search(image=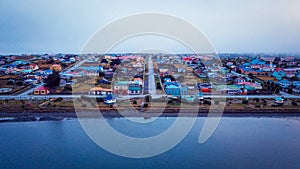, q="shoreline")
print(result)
[1,108,300,123]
